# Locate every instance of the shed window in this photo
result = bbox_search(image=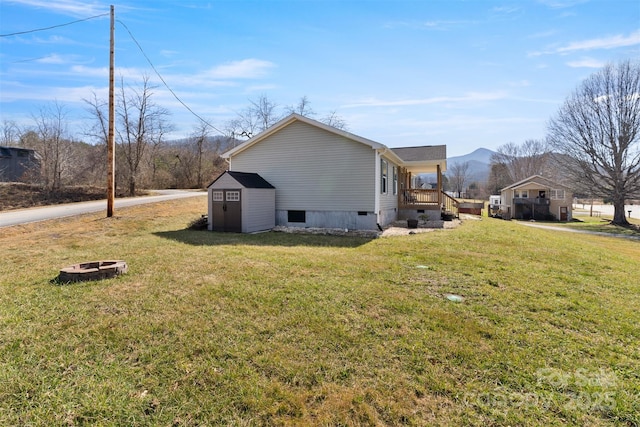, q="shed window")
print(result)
[550,189,565,200]
[212,191,223,202]
[226,191,240,201]
[515,190,528,198]
[288,210,306,223]
[381,159,388,194]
